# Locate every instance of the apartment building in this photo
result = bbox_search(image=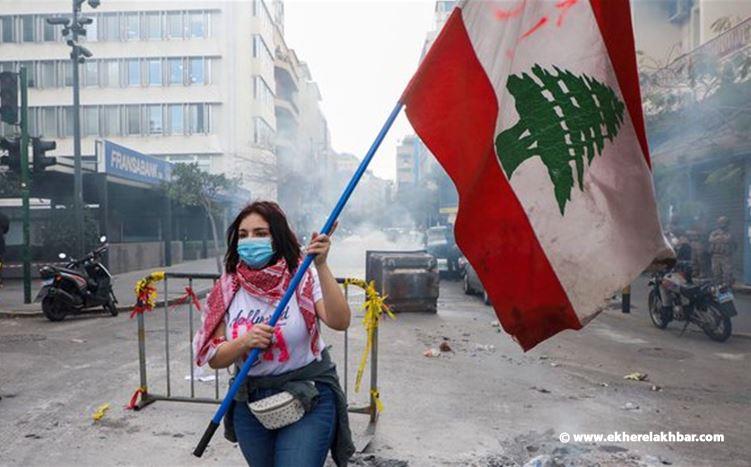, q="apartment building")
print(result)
[0,0,279,199]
